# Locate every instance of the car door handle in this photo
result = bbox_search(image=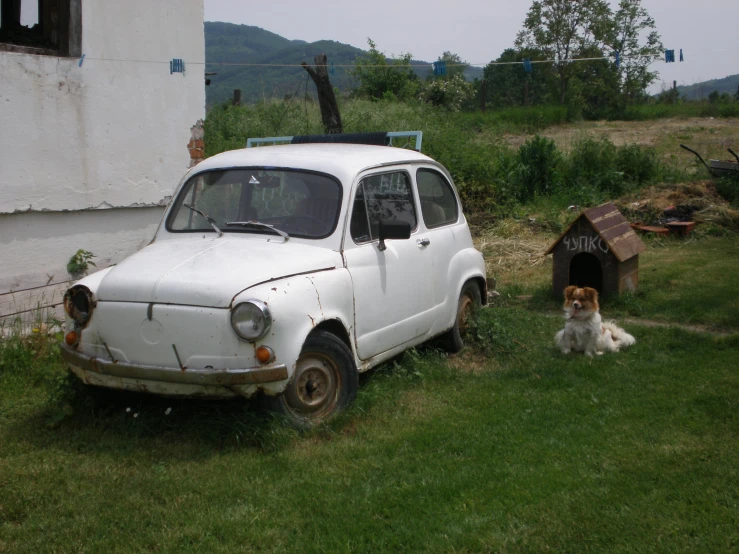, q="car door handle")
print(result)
[416,238,431,247]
